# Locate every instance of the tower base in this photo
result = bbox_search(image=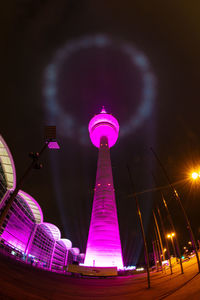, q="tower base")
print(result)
[68,264,118,277]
